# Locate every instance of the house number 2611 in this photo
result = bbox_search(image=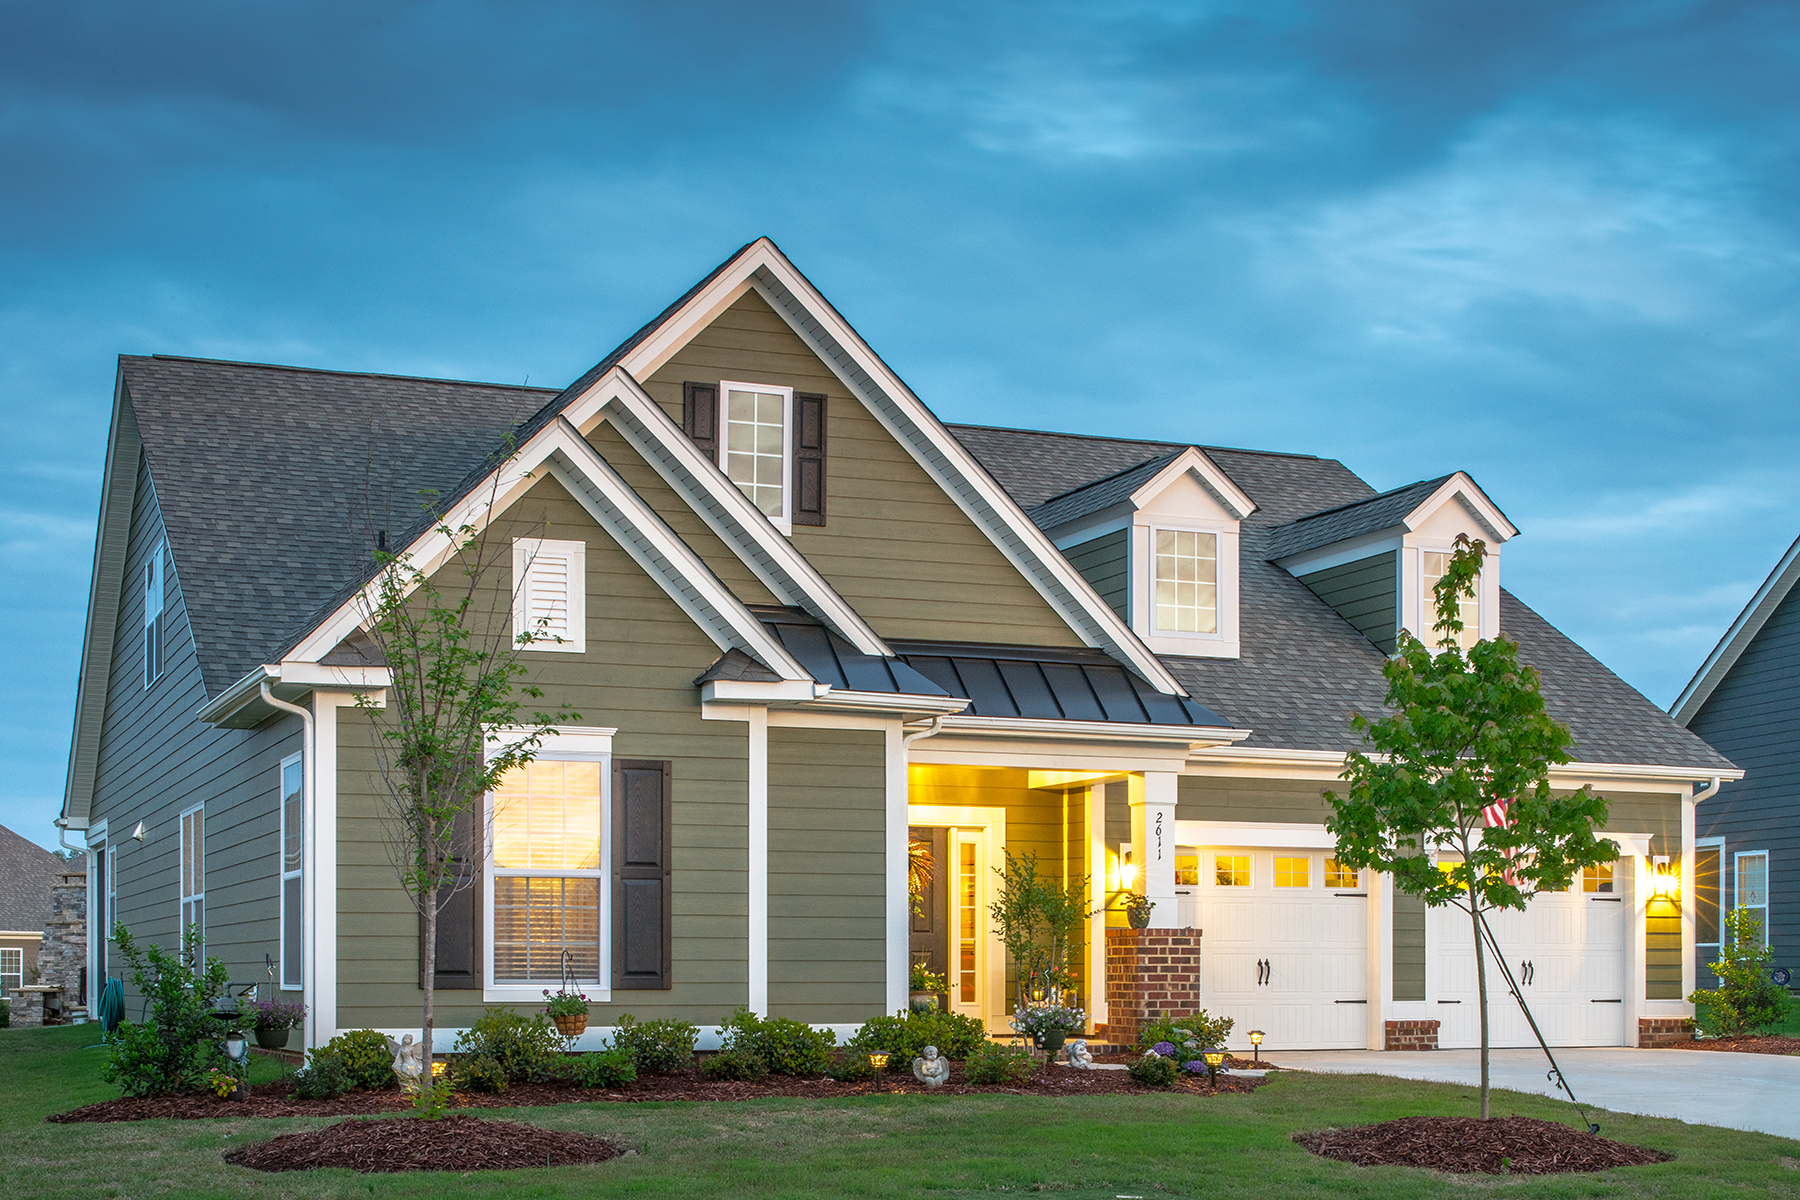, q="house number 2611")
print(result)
[1154,810,1164,861]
